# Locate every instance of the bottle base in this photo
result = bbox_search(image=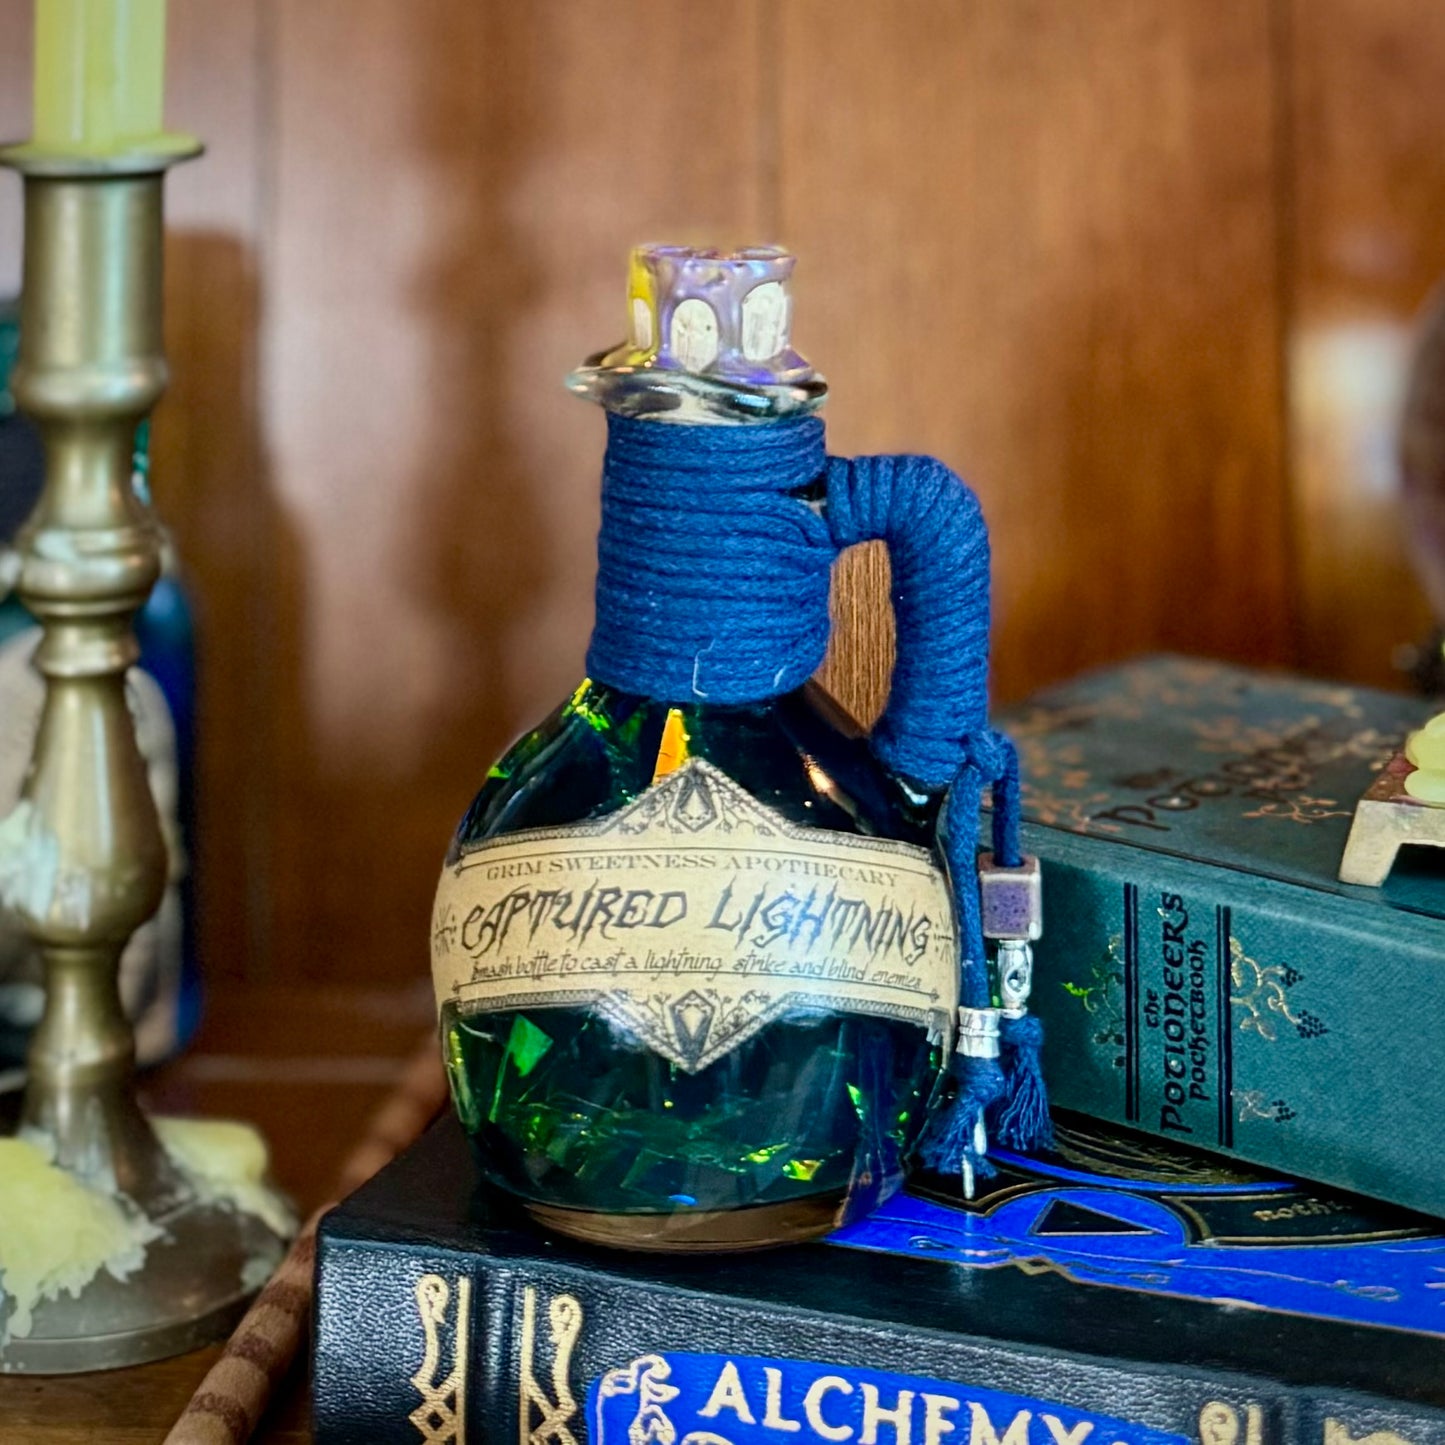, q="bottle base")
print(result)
[525,1188,849,1253]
